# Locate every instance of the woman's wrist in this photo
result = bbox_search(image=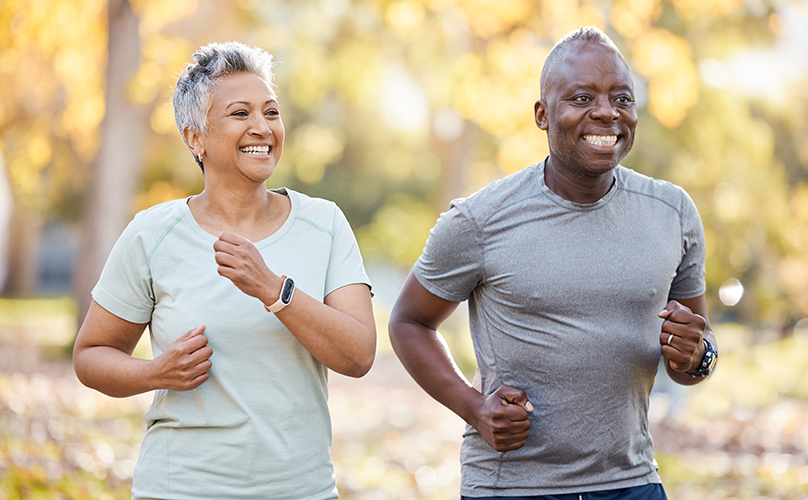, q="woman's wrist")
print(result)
[259,275,285,309]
